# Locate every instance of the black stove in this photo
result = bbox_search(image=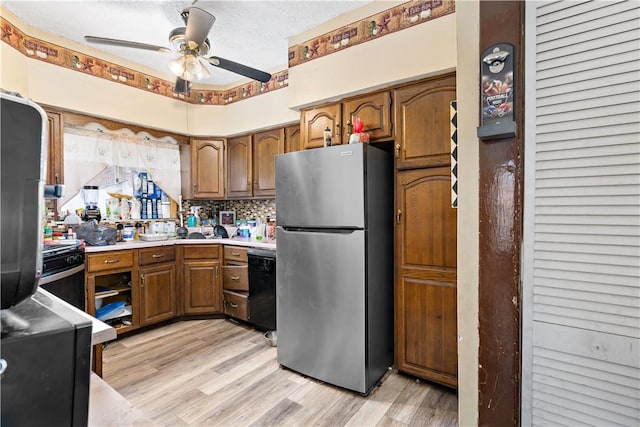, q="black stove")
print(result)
[42,242,84,277]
